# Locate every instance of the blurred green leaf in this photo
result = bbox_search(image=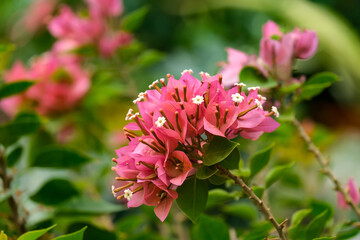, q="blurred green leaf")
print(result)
[192,215,230,240]
[265,162,295,188]
[249,143,274,177]
[251,186,264,199]
[136,50,164,67]
[305,210,329,239]
[0,231,7,240]
[206,189,237,209]
[219,147,240,170]
[208,174,227,185]
[0,44,15,72]
[336,223,360,239]
[288,208,312,239]
[53,227,87,240]
[239,66,278,88]
[6,146,22,167]
[67,223,116,240]
[30,179,79,205]
[121,6,149,31]
[176,177,208,223]
[0,112,41,146]
[0,81,34,100]
[243,222,273,240]
[203,136,239,166]
[280,82,301,93]
[222,202,257,221]
[57,197,123,215]
[32,146,90,168]
[299,72,339,100]
[18,225,56,240]
[313,237,335,240]
[196,165,218,179]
